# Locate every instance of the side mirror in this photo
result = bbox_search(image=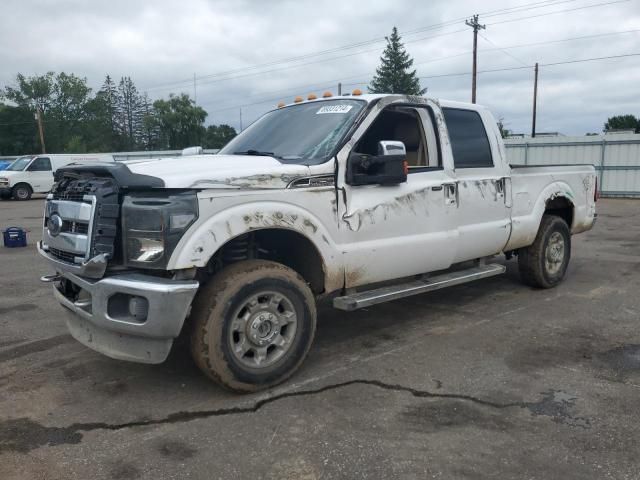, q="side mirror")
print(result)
[346,140,408,186]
